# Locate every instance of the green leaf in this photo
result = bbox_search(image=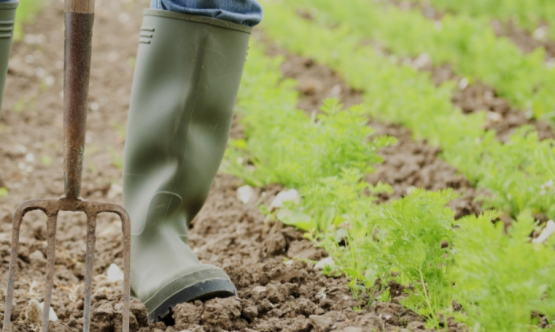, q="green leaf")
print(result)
[364,266,378,287]
[343,268,364,280]
[231,139,248,150]
[277,209,314,231]
[335,228,348,243]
